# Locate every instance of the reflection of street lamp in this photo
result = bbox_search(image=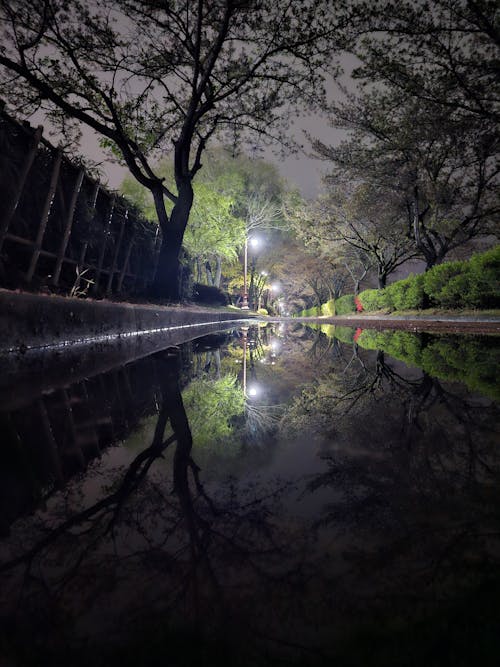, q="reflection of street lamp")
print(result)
[241,237,260,310]
[241,327,261,398]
